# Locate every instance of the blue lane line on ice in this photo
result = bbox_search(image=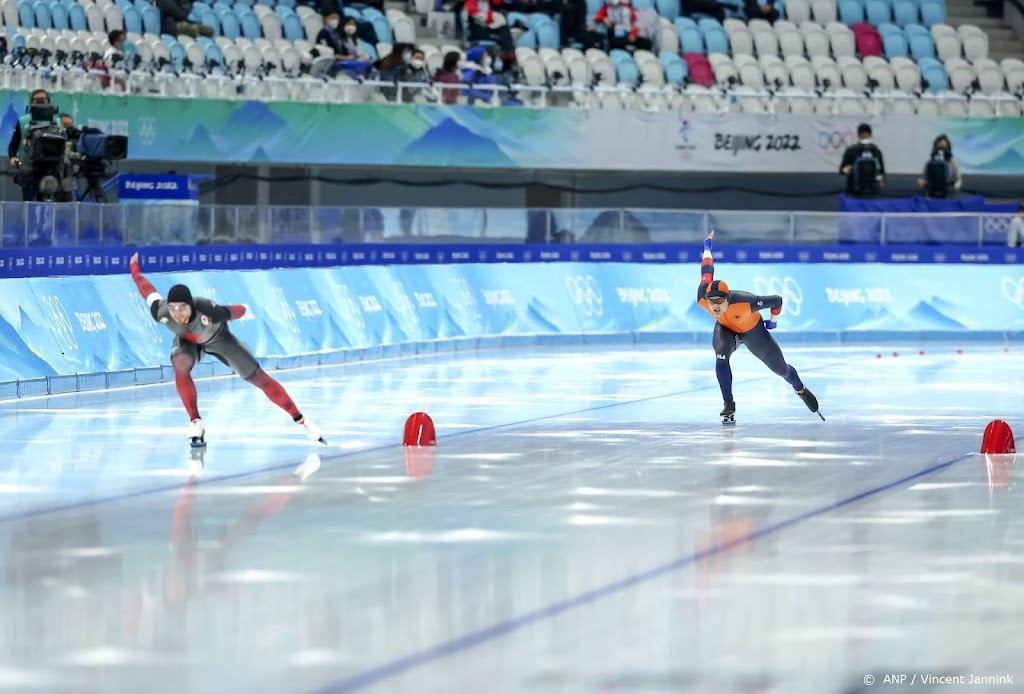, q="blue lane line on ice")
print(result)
[0,372,768,525]
[315,453,972,694]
